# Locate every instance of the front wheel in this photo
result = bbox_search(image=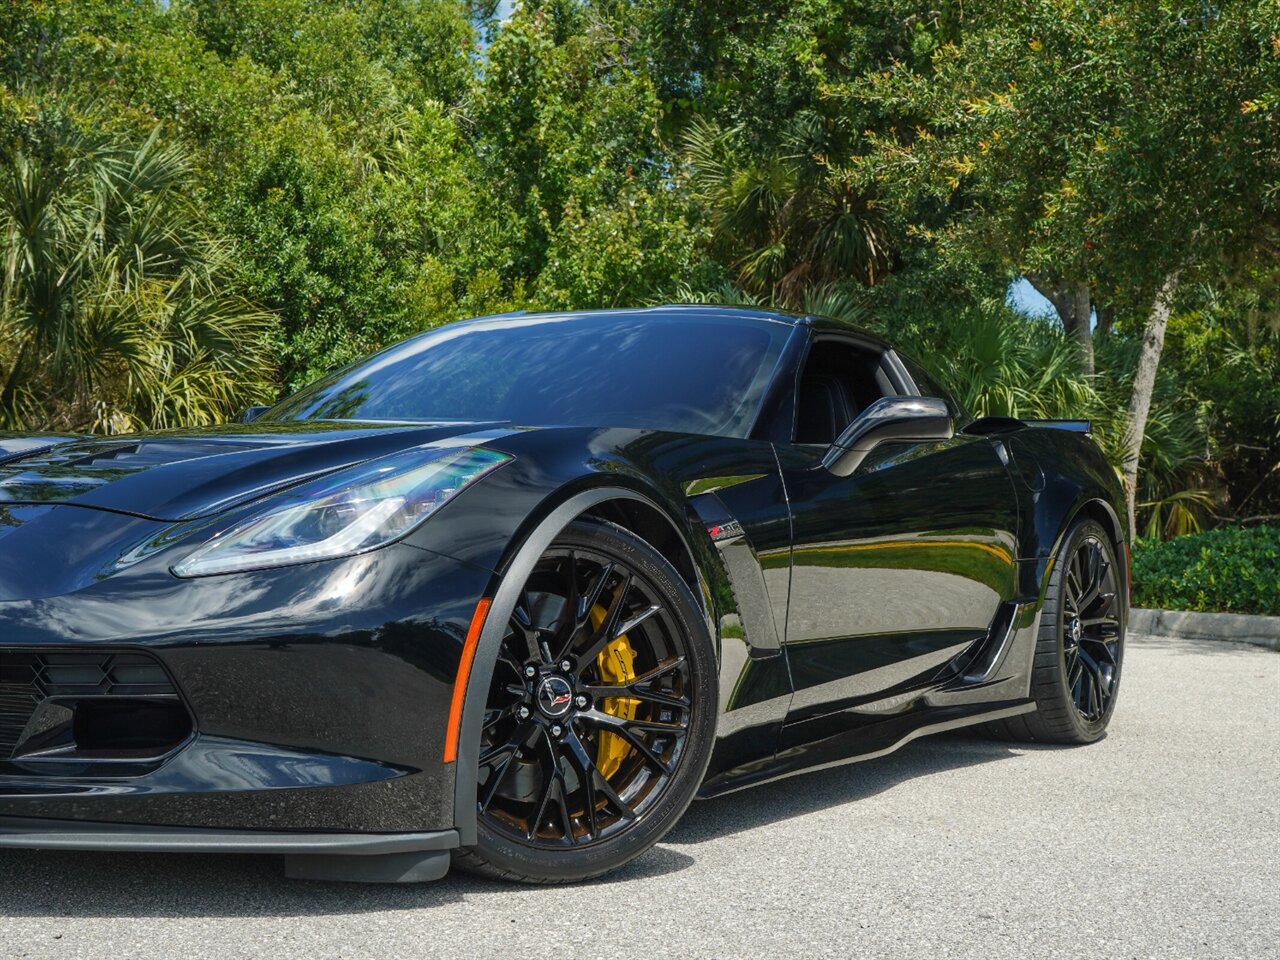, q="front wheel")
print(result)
[454,519,717,883]
[988,517,1125,744]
